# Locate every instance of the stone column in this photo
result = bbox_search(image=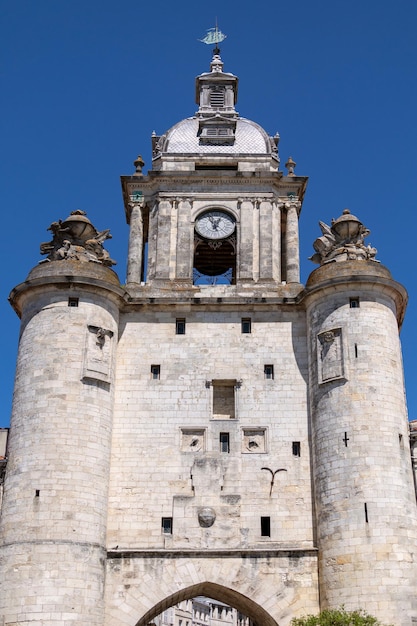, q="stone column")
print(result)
[126,202,144,286]
[175,198,193,281]
[238,198,254,281]
[285,201,301,283]
[272,200,282,282]
[259,199,273,280]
